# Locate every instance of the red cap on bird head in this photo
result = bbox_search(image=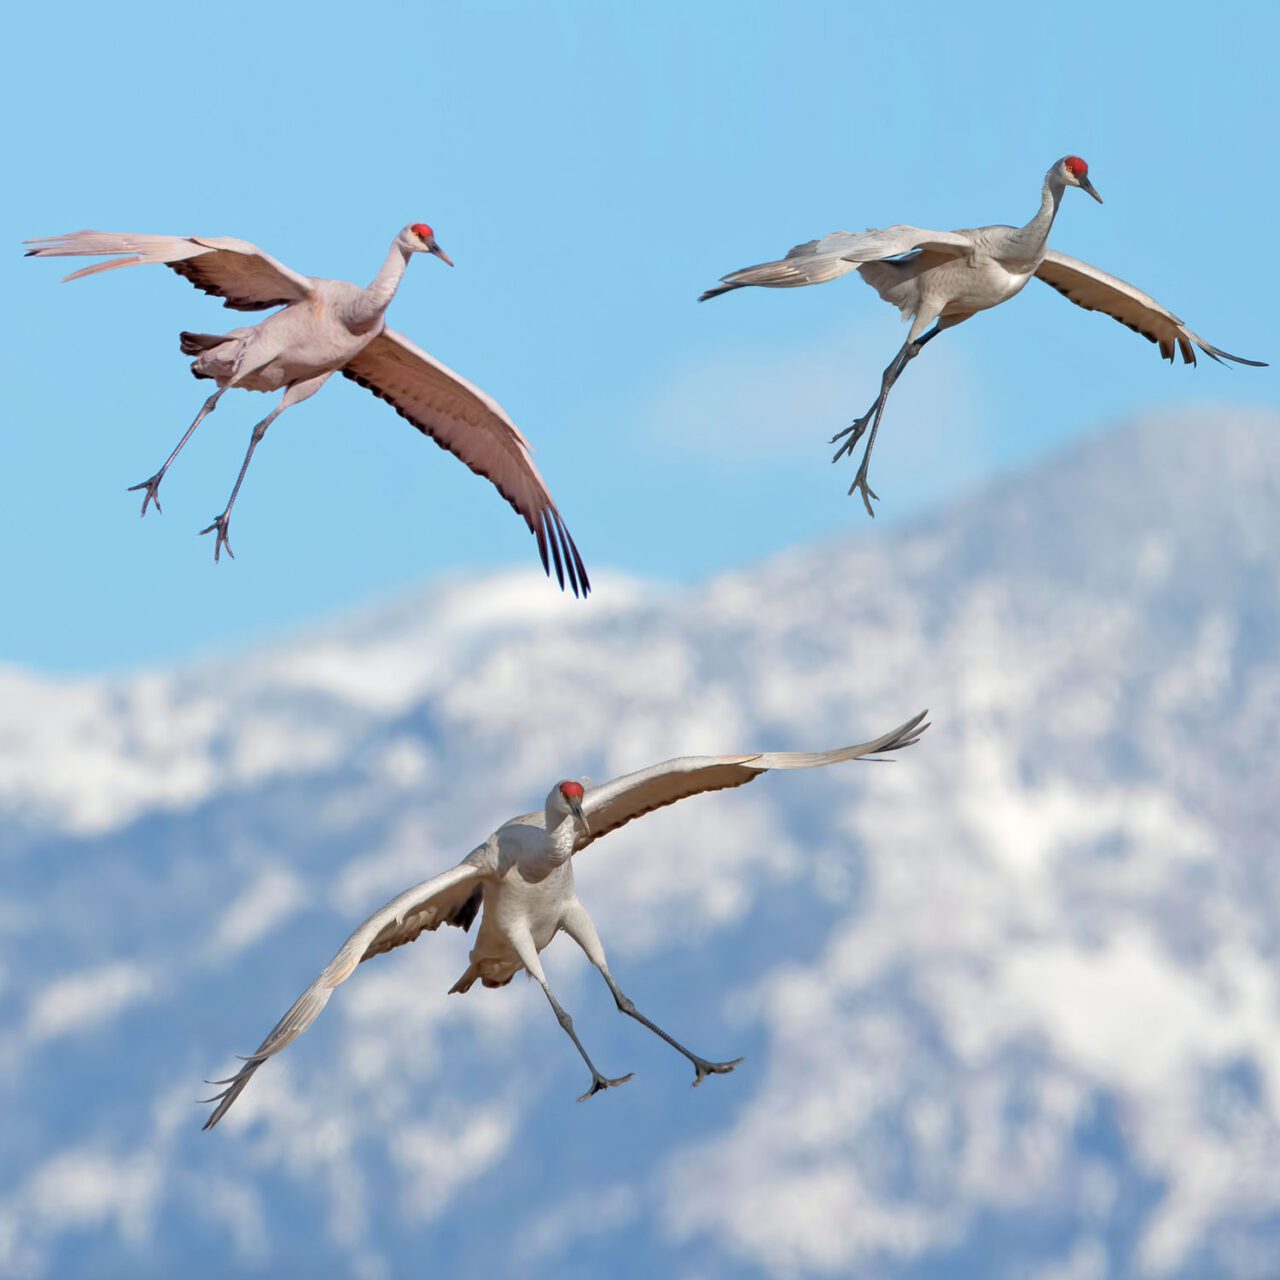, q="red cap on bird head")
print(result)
[1064,156,1088,176]
[410,222,435,241]
[559,781,584,801]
